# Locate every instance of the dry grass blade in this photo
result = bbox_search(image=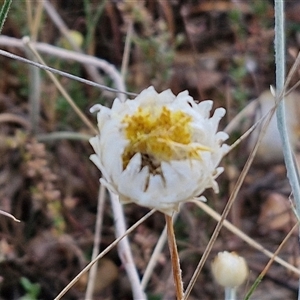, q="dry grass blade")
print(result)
[0,37,134,98]
[0,113,31,129]
[284,51,300,95]
[184,103,278,299]
[244,222,299,299]
[54,209,155,300]
[84,184,106,300]
[193,200,300,276]
[43,0,104,86]
[141,213,178,289]
[22,37,98,135]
